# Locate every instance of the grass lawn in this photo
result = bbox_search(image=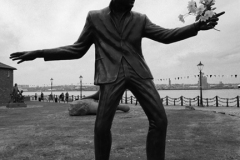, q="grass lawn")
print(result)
[0,101,240,160]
